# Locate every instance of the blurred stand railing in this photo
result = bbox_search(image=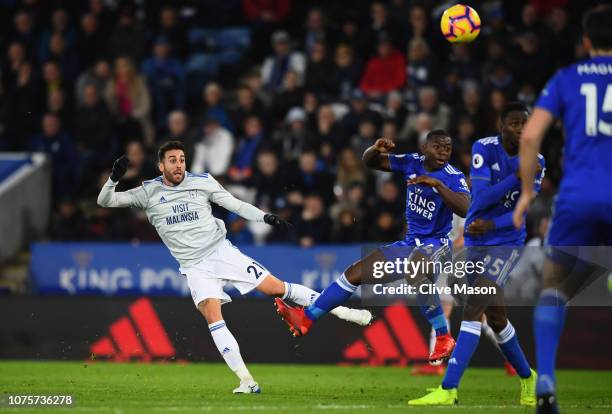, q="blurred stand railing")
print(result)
[0,153,50,264]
